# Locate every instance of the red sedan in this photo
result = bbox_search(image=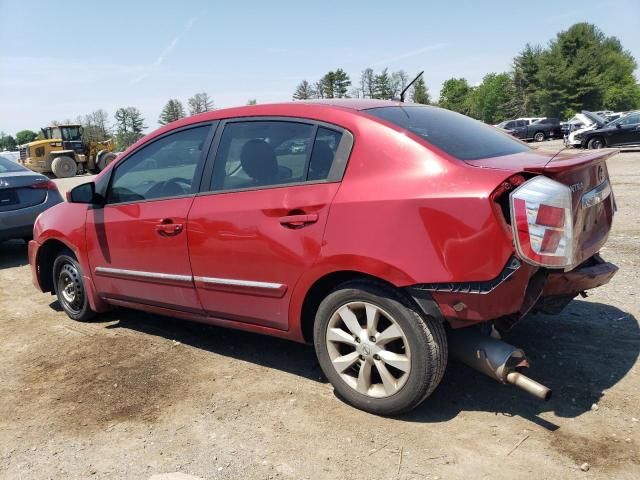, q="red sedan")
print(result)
[29,100,618,415]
